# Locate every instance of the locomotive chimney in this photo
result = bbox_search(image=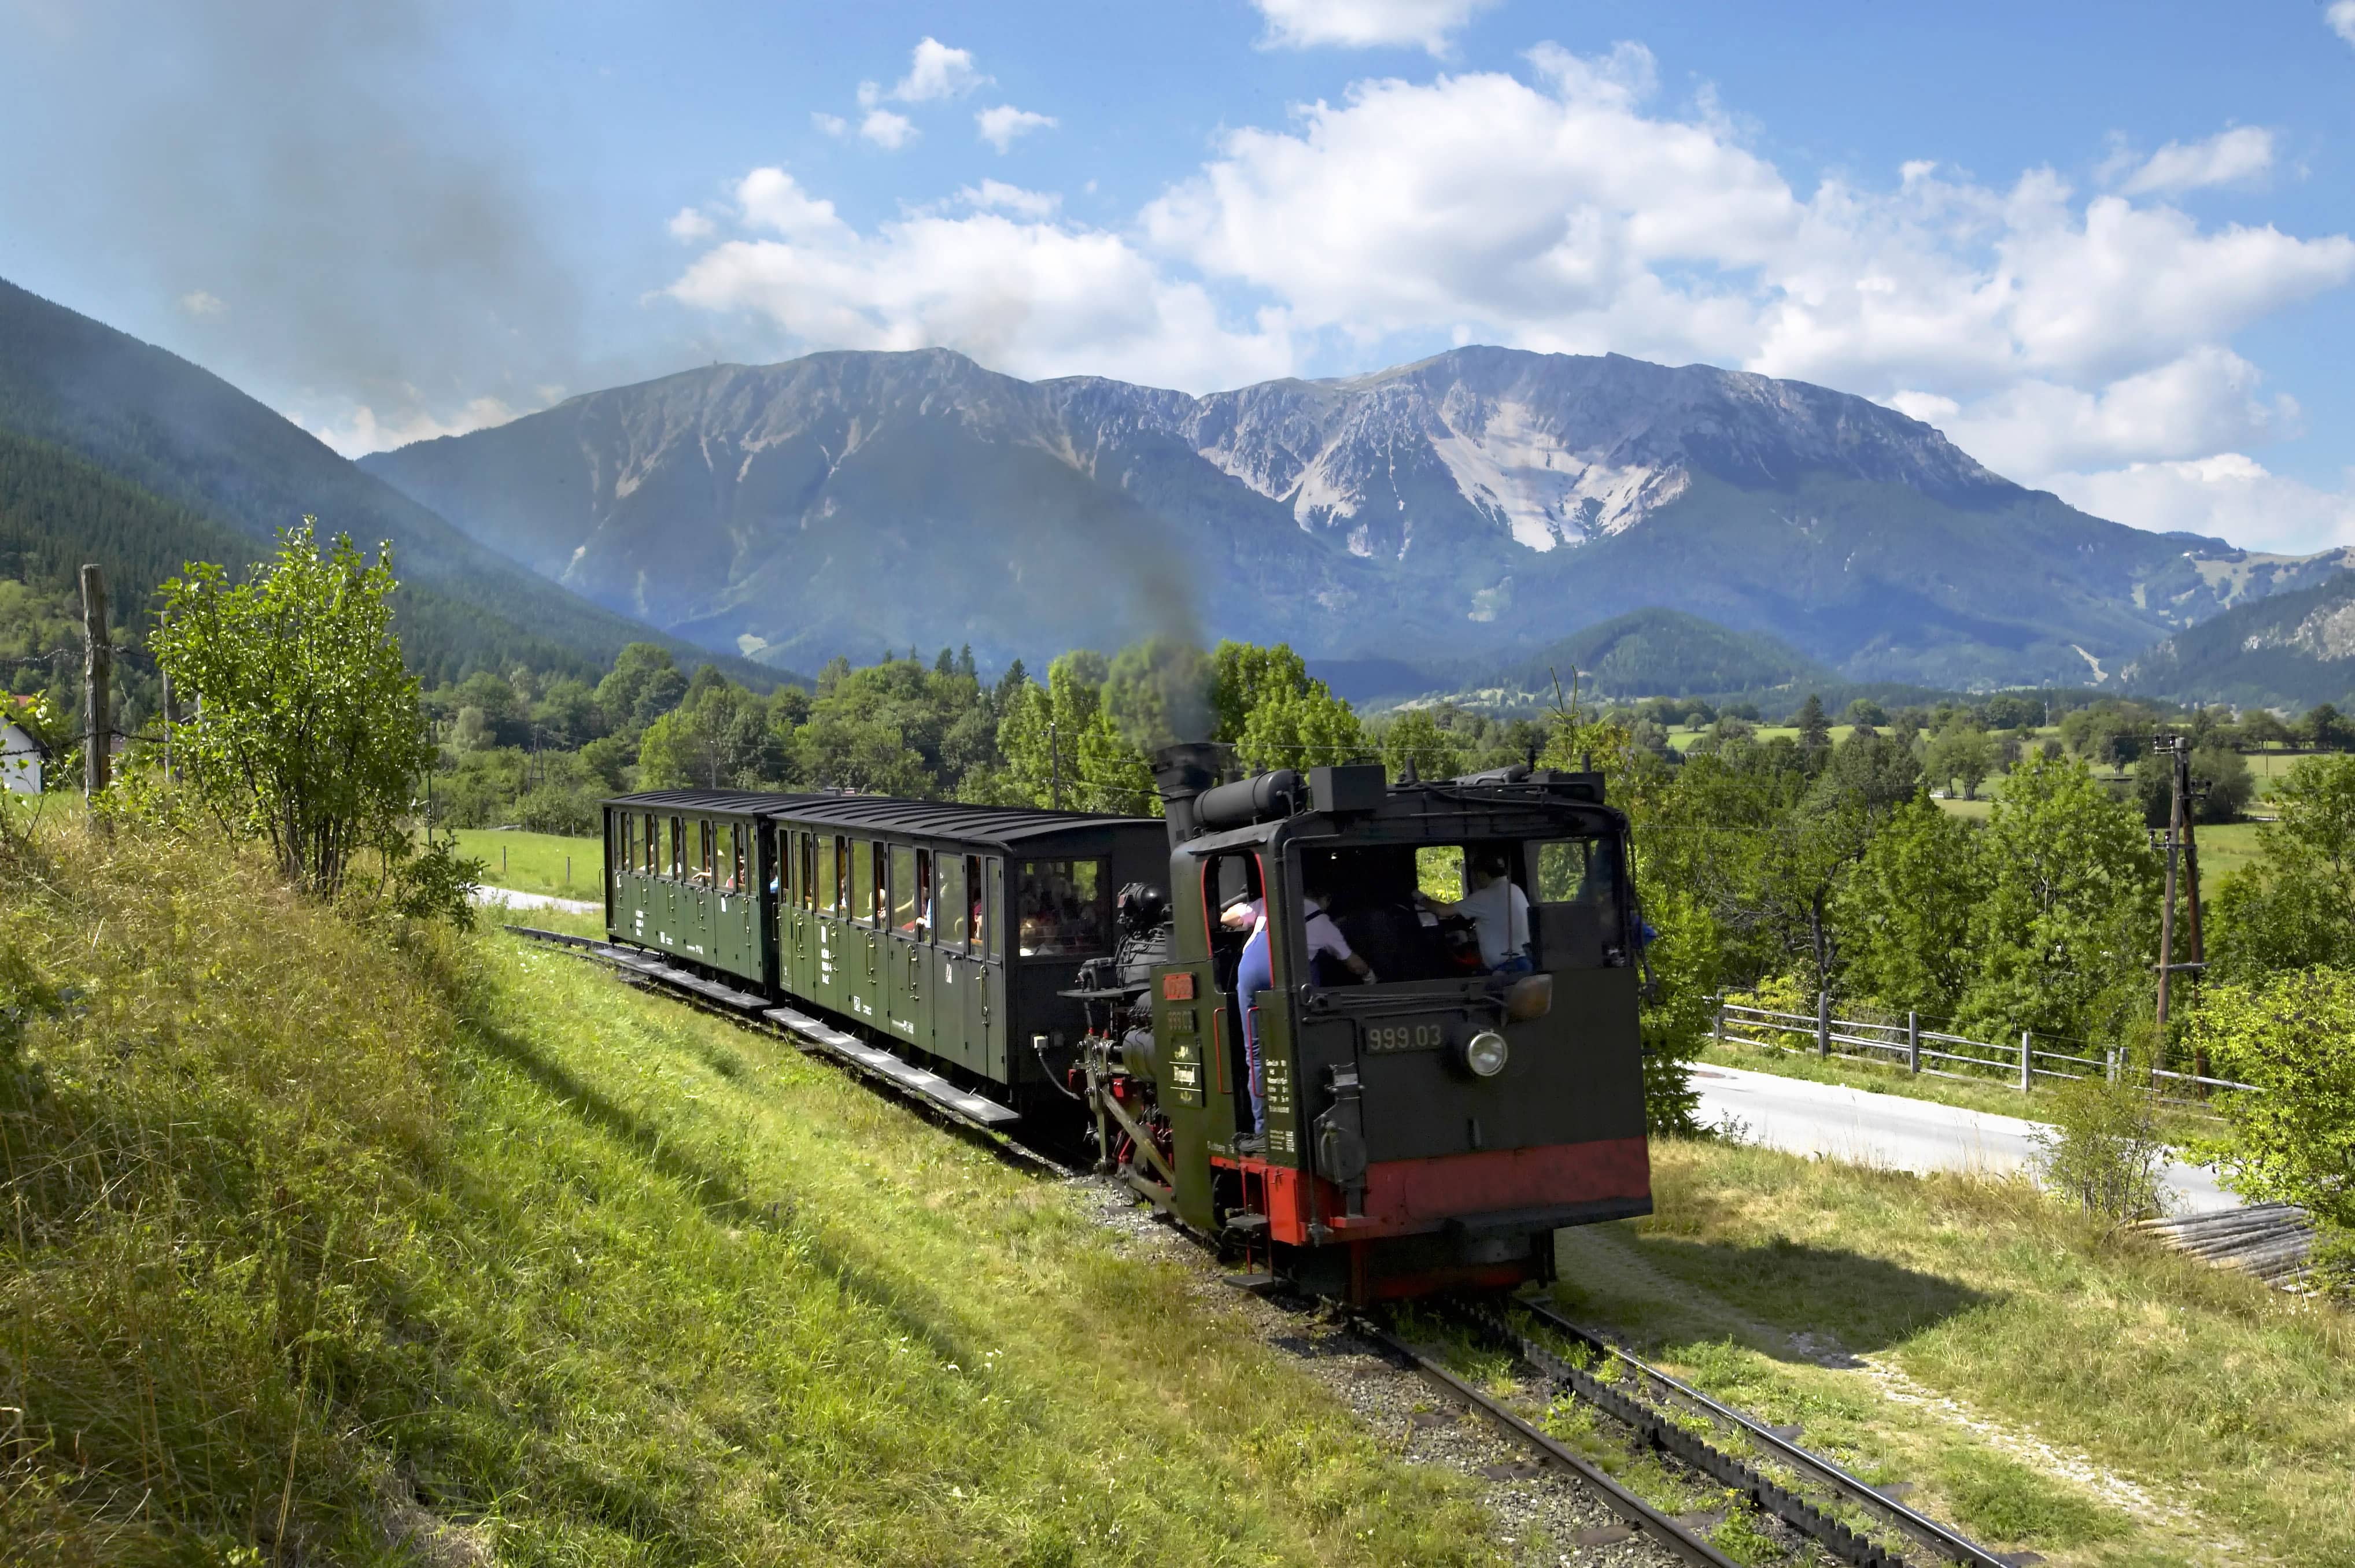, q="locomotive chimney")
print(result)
[1150,742,1223,846]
